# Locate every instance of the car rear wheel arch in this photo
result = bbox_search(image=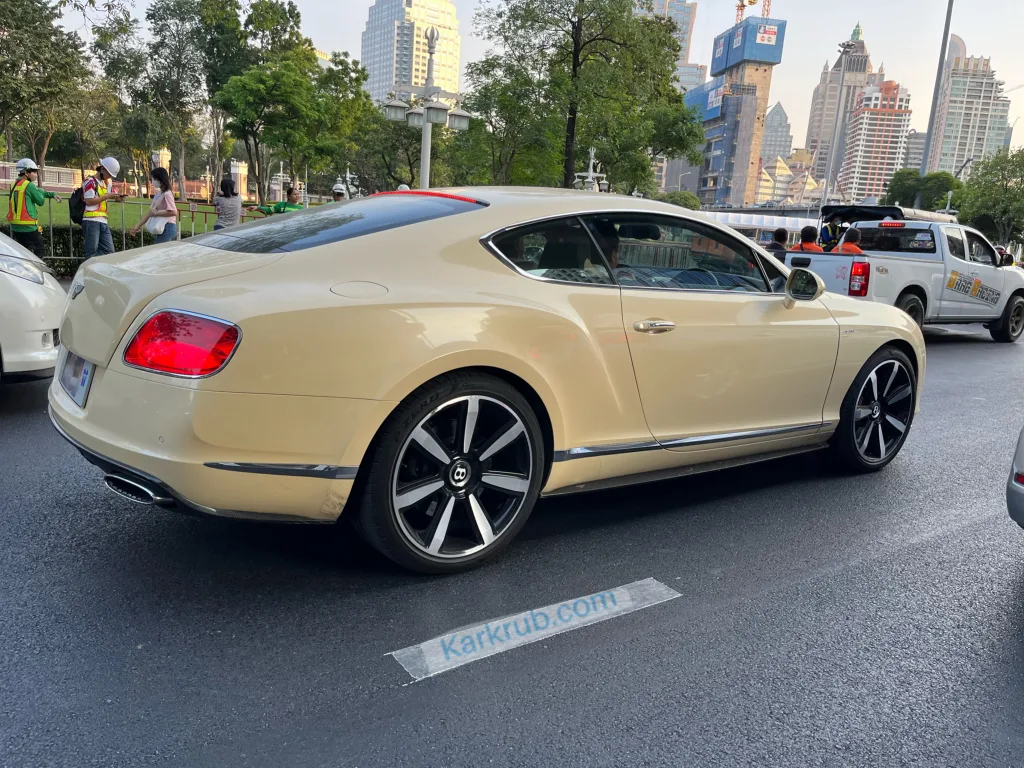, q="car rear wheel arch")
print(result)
[895,286,927,325]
